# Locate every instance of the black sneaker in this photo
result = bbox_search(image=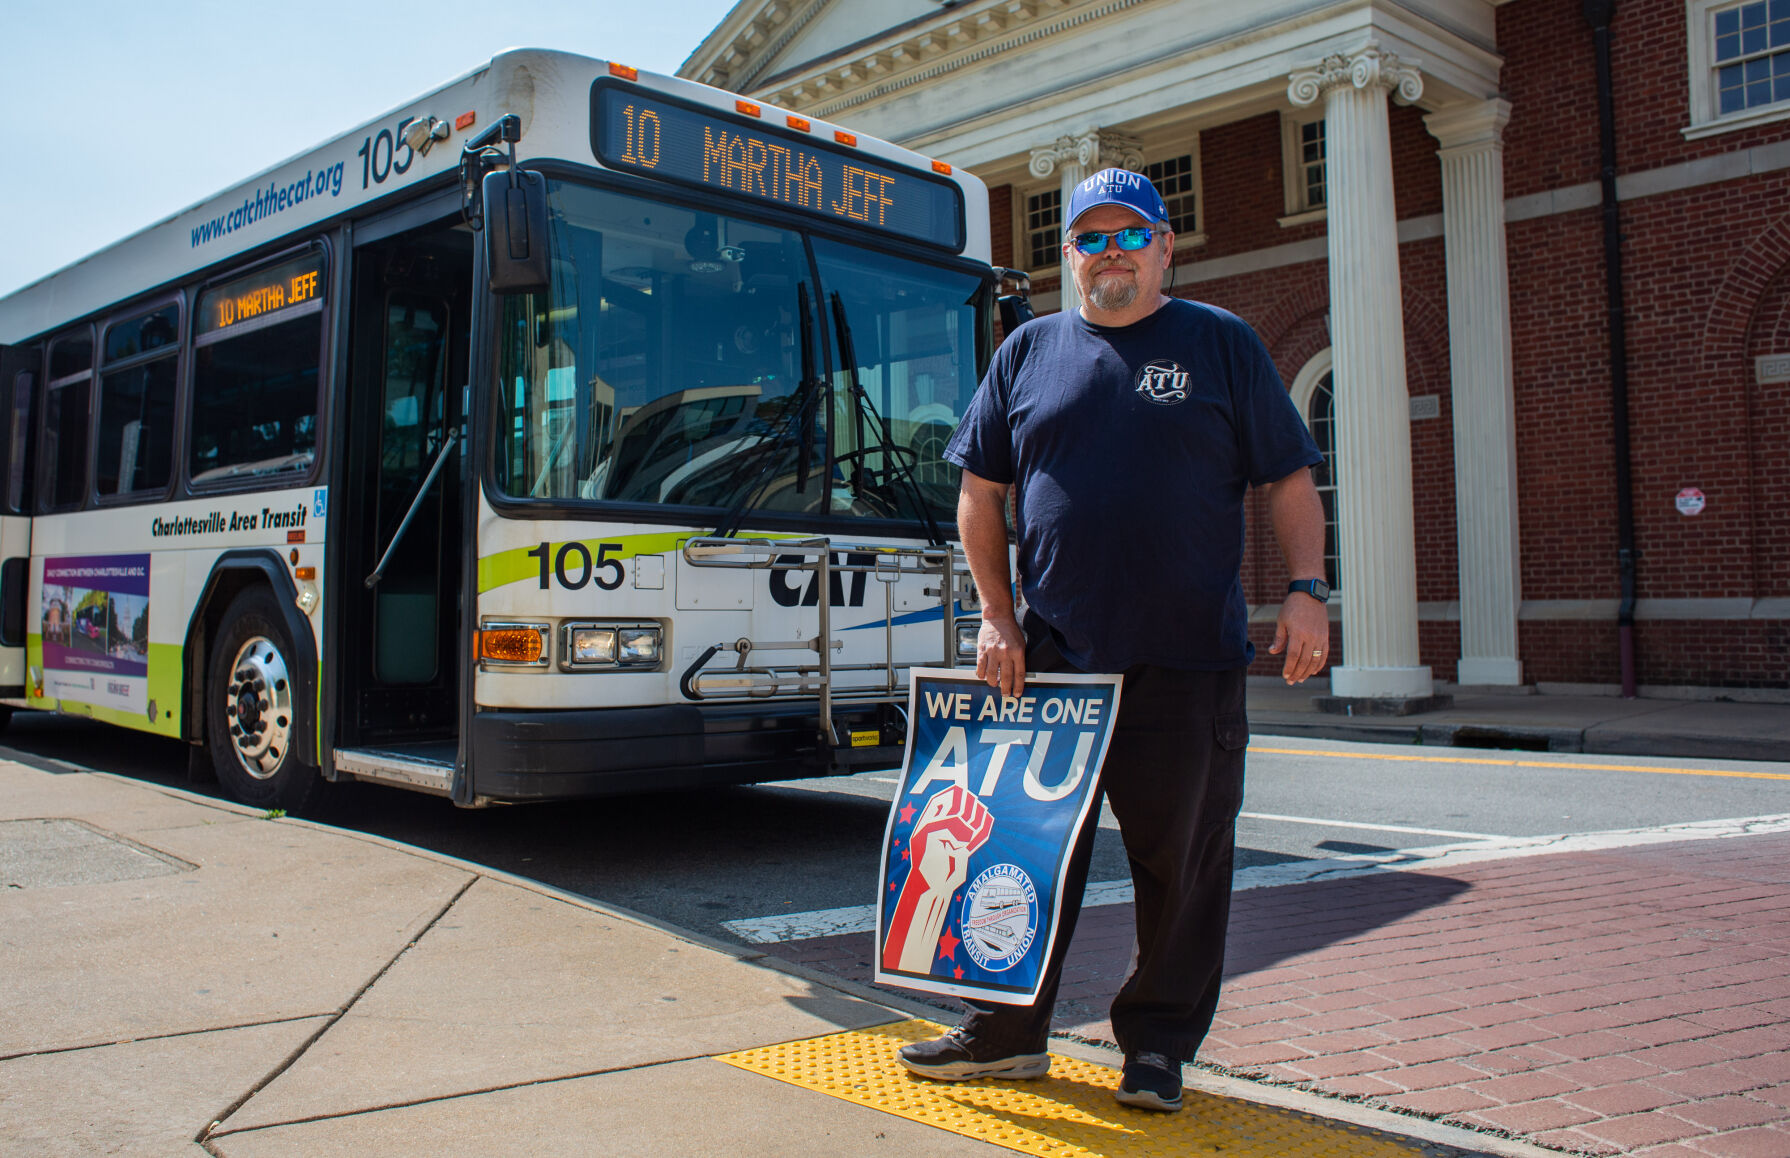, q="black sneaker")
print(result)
[897,1027,1051,1081]
[1115,1050,1184,1111]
